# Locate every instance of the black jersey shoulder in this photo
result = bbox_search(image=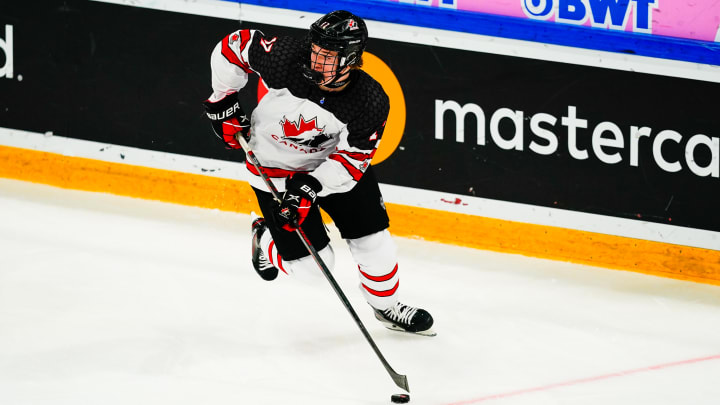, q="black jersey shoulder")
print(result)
[247,33,311,98]
[325,70,390,150]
